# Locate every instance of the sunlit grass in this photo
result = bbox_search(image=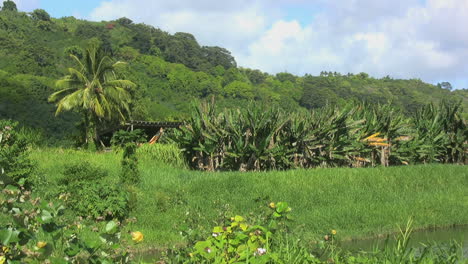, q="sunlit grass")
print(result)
[31,147,468,247]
